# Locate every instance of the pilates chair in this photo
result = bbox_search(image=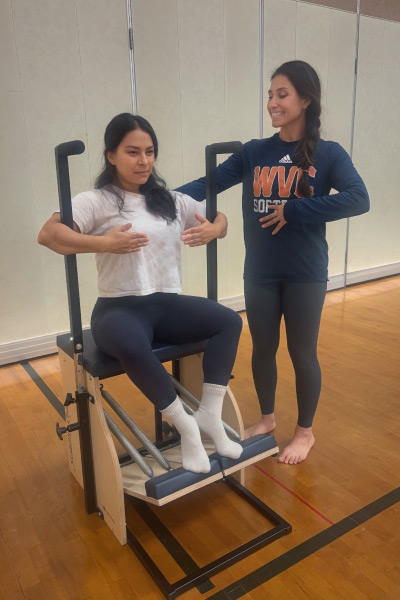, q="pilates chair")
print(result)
[55,141,291,599]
